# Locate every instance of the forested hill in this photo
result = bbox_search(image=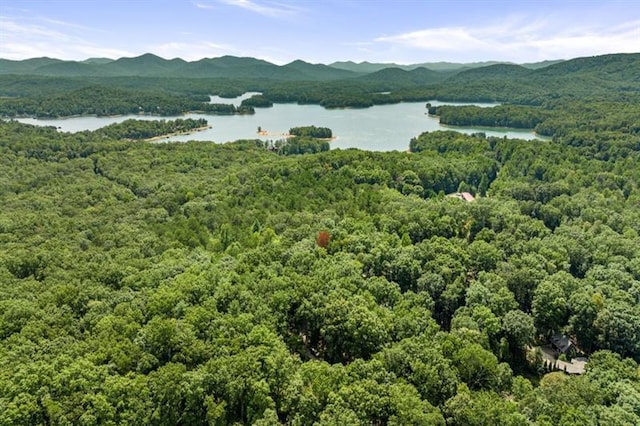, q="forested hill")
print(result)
[1,54,636,100]
[329,59,564,72]
[1,48,640,424]
[0,54,565,78]
[0,54,359,80]
[1,53,638,118]
[0,53,570,80]
[357,66,451,85]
